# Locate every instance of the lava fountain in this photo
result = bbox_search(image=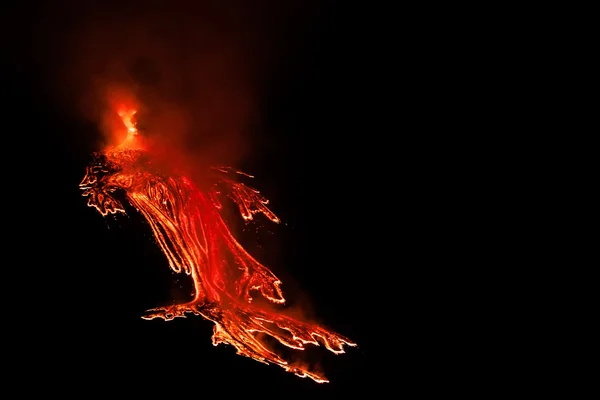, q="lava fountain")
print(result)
[79,106,356,383]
